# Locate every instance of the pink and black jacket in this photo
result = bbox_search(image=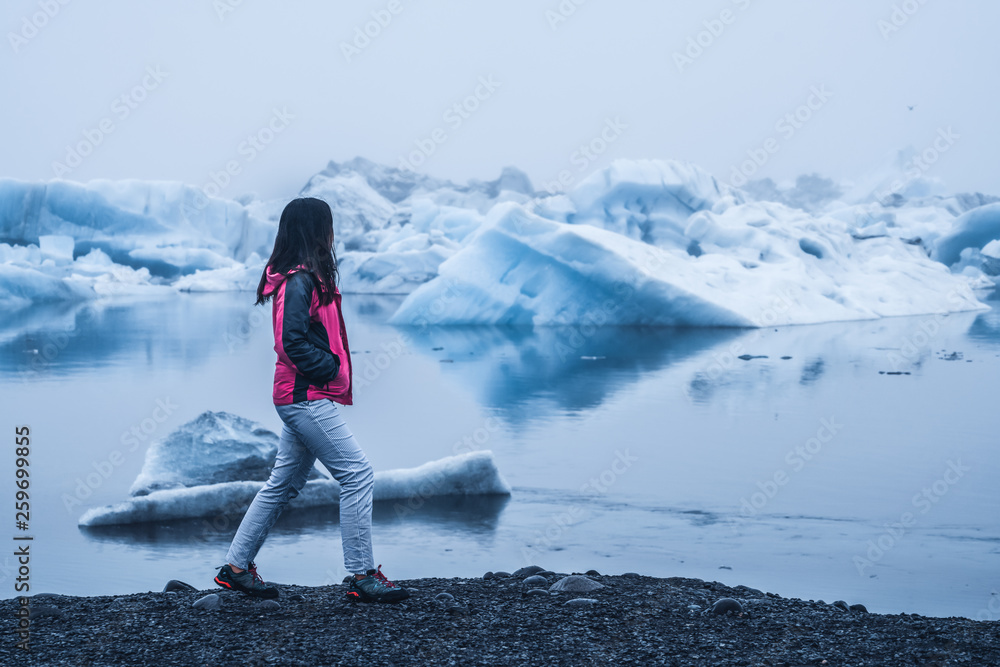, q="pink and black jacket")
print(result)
[262,266,353,406]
